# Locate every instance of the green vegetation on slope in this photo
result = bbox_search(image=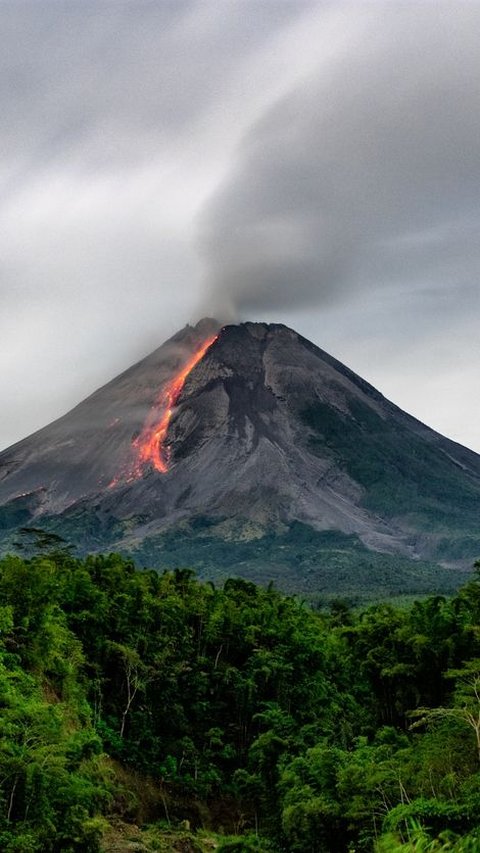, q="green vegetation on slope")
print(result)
[302,398,480,538]
[1,545,480,850]
[22,510,468,602]
[130,519,468,603]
